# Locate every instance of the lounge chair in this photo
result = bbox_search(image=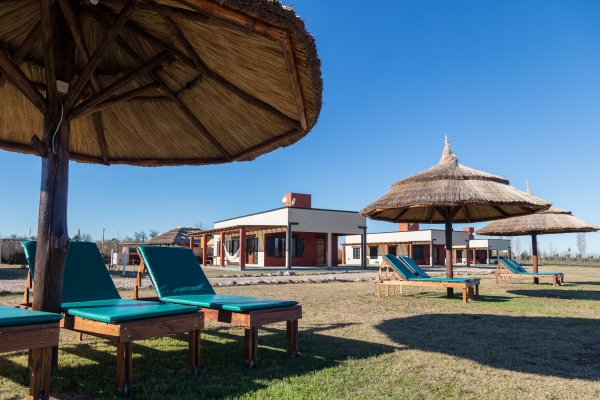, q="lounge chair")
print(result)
[22,241,203,396]
[0,306,62,400]
[375,254,480,303]
[133,246,302,368]
[496,257,564,286]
